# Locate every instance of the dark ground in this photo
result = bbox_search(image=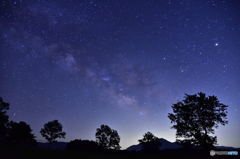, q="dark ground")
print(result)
[1,147,239,159]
